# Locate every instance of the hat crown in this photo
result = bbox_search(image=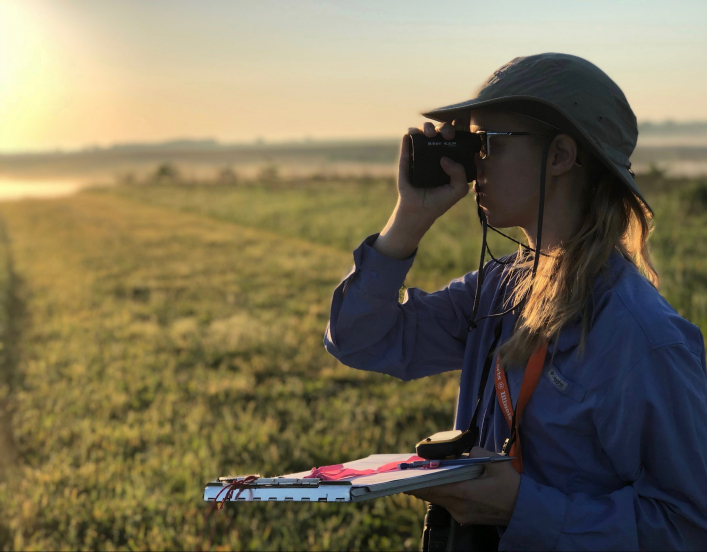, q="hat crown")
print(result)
[476,53,638,158]
[420,52,651,214]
